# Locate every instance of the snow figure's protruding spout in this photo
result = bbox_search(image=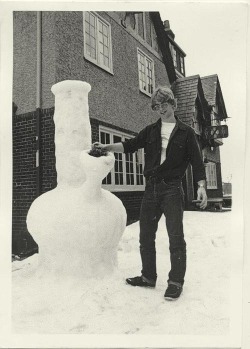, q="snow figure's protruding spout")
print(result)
[26,80,127,280]
[51,80,91,187]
